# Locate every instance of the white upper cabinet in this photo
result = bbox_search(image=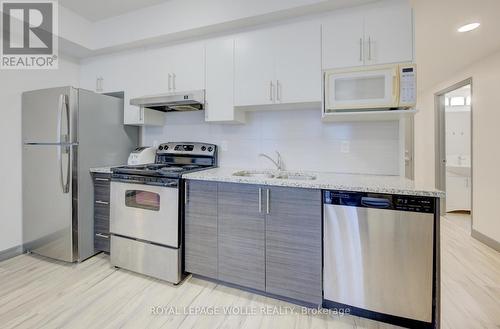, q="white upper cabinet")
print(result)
[234,29,275,107]
[169,42,205,92]
[205,37,246,123]
[274,22,321,104]
[322,12,364,69]
[364,2,413,65]
[322,1,413,69]
[234,21,321,107]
